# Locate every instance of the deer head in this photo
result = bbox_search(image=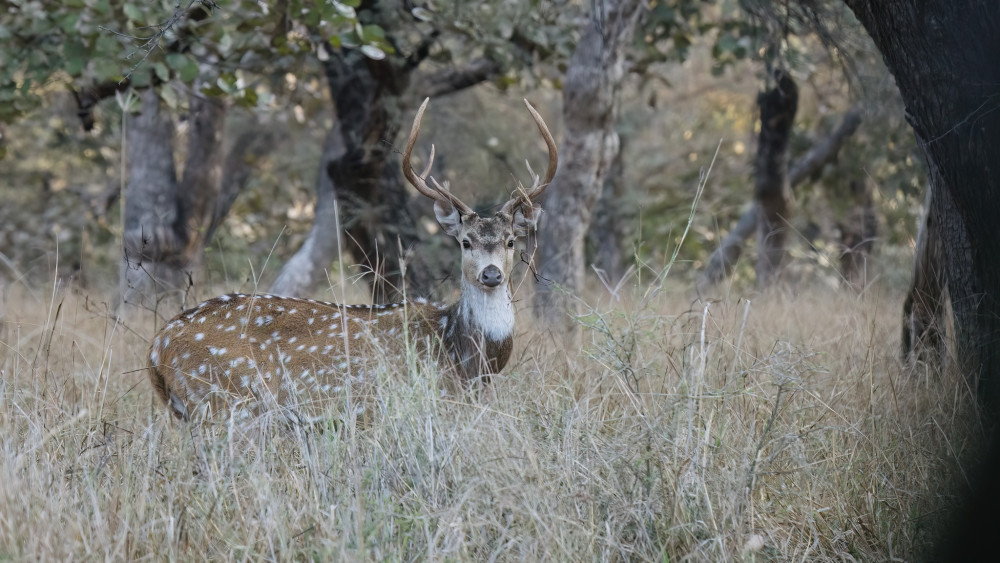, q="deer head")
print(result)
[402,98,558,296]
